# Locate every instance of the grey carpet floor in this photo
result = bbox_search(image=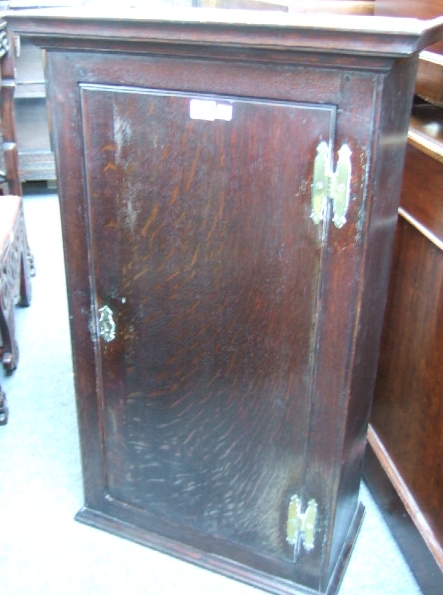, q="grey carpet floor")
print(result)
[0,193,423,594]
